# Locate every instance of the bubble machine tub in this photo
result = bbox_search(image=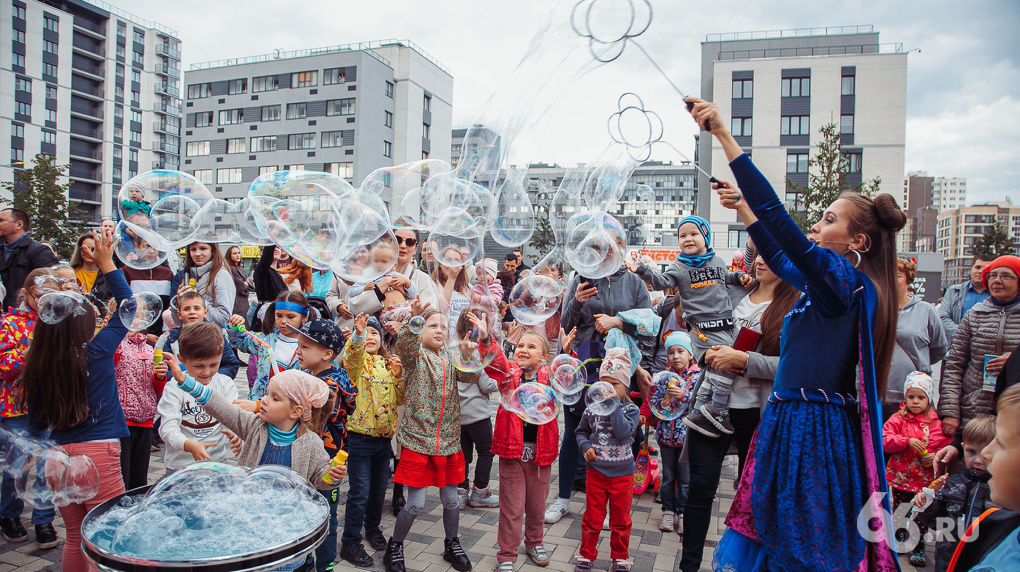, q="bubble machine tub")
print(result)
[81,462,329,571]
